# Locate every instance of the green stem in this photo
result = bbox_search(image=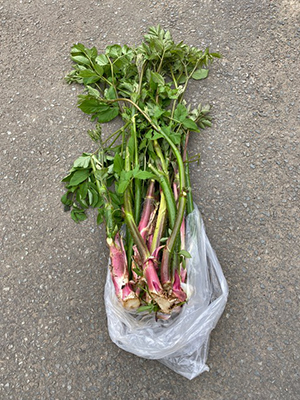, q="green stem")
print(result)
[148,163,176,230]
[153,140,168,176]
[132,114,142,225]
[165,189,187,256]
[171,236,180,274]
[156,48,165,74]
[170,67,178,119]
[107,97,187,254]
[150,190,167,254]
[185,156,194,215]
[103,121,130,145]
[182,132,194,215]
[124,146,149,261]
[91,156,114,237]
